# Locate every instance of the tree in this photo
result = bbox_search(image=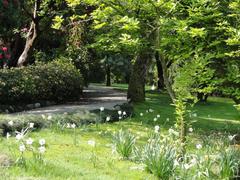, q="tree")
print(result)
[84,0,176,102]
[17,0,64,66]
